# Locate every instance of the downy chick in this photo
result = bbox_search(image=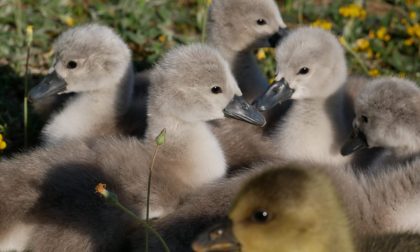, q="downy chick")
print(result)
[192,168,420,252]
[192,167,355,252]
[28,24,134,145]
[207,0,288,102]
[255,27,356,166]
[341,77,420,163]
[207,0,288,172]
[0,44,265,251]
